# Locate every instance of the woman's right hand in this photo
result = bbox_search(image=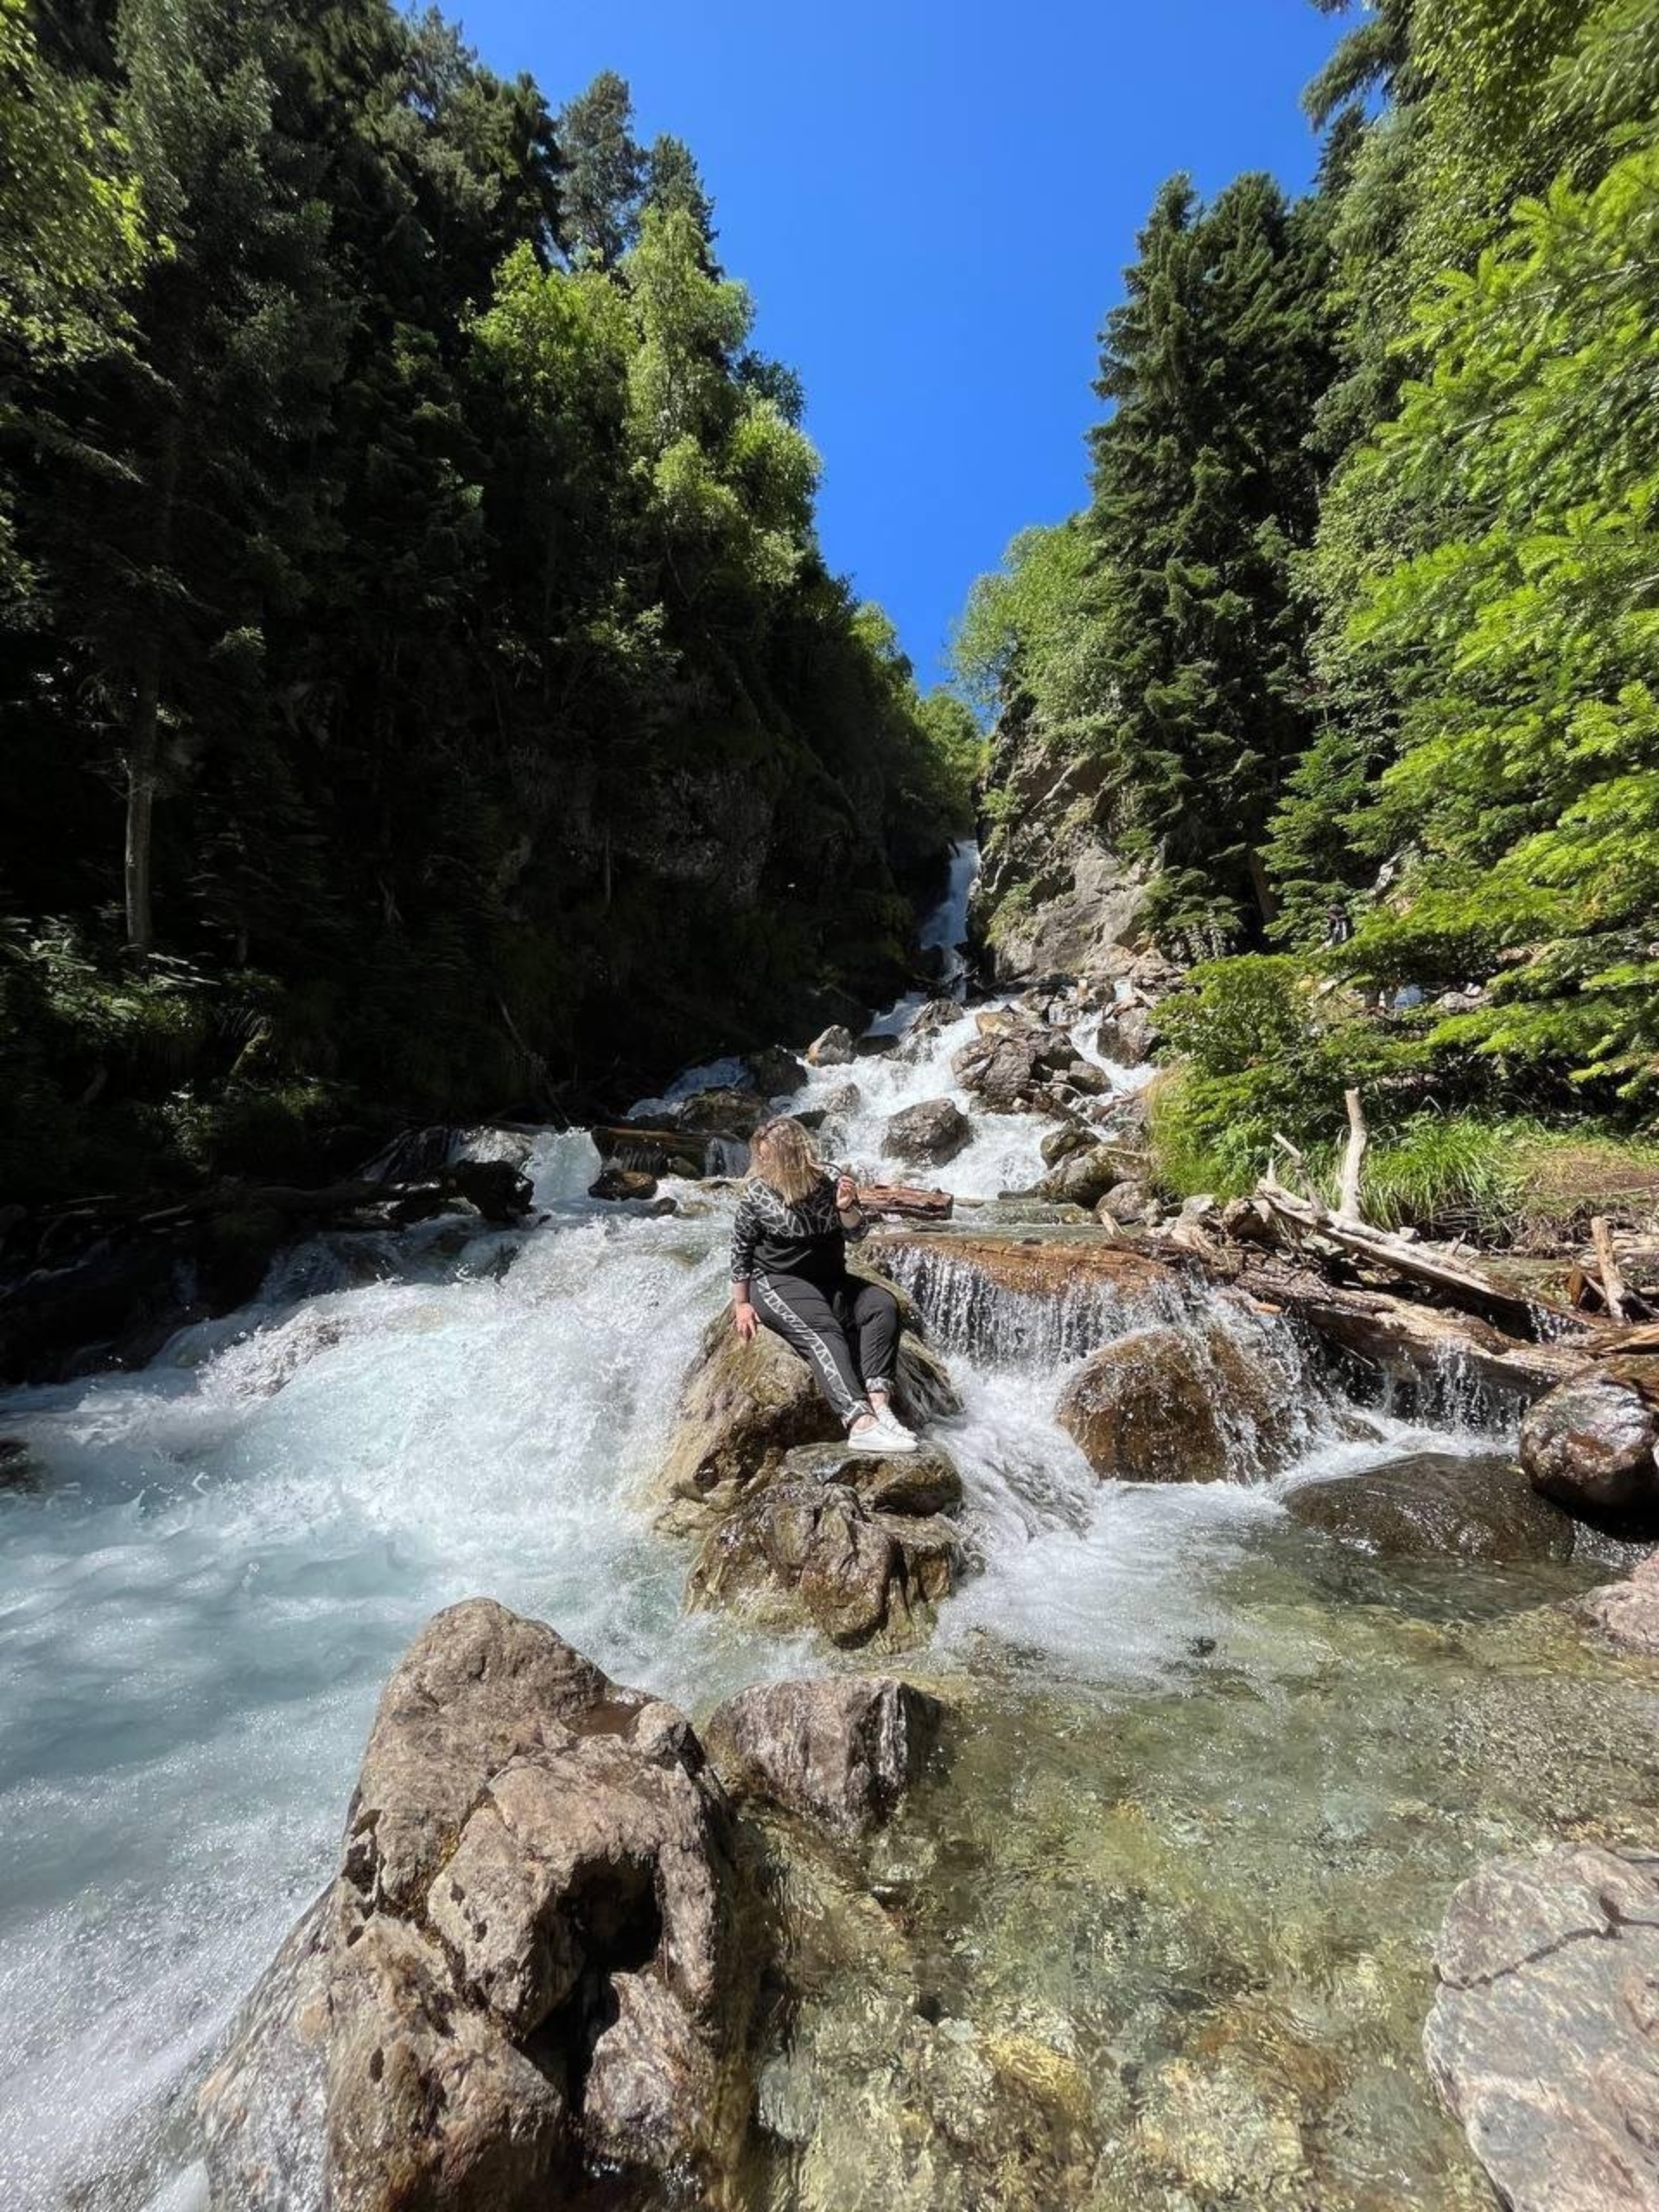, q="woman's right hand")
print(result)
[733,1300,759,1342]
